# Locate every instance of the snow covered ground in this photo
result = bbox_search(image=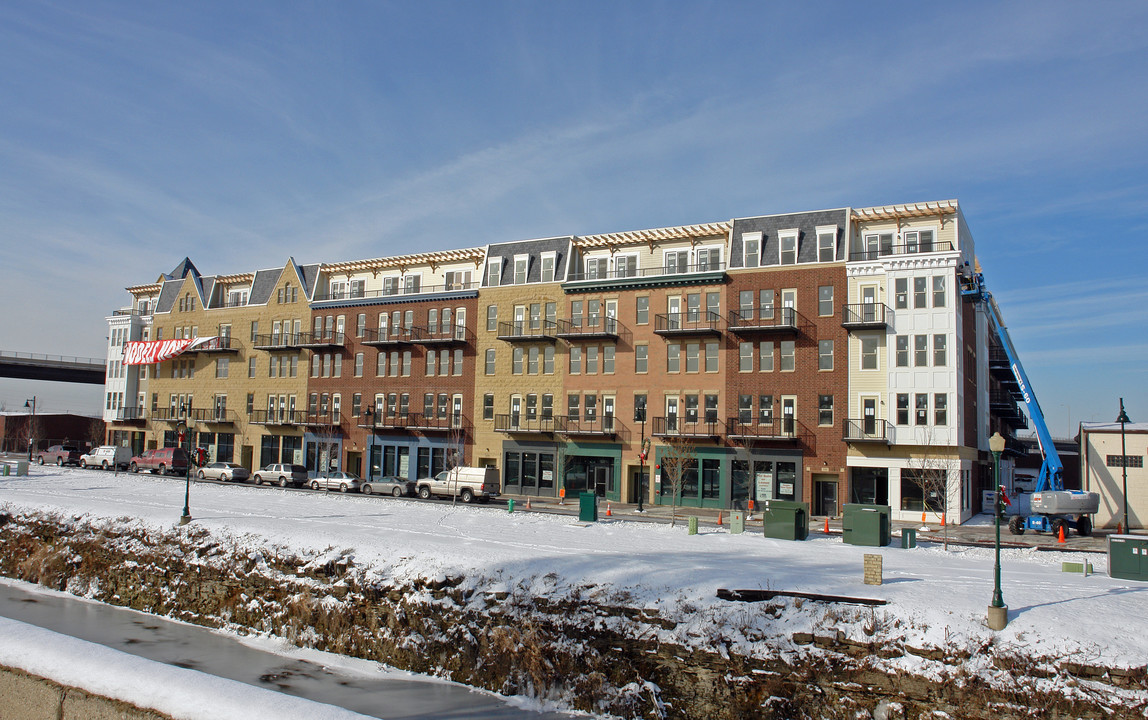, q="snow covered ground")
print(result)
[2,465,1147,711]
